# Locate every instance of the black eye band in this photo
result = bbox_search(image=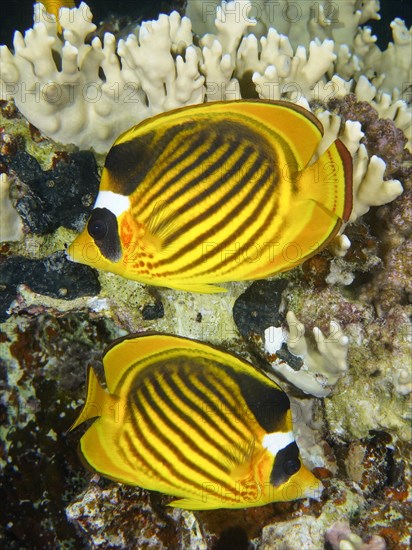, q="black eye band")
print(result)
[86,207,122,262]
[270,442,301,486]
